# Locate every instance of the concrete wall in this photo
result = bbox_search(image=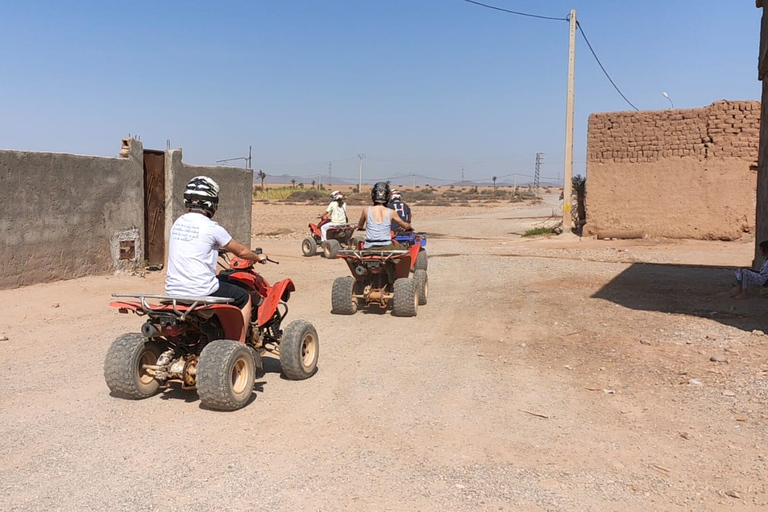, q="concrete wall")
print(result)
[165,149,253,253]
[585,100,760,240]
[0,139,144,288]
